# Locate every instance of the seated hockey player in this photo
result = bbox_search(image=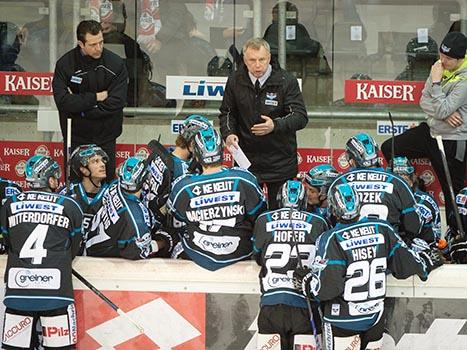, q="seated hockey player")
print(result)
[0,176,22,254]
[0,176,22,206]
[144,114,211,224]
[167,127,266,271]
[303,163,339,222]
[329,133,422,242]
[86,156,171,259]
[253,180,328,350]
[389,156,441,245]
[61,144,110,247]
[446,187,467,263]
[293,183,442,350]
[144,114,212,258]
[0,155,83,350]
